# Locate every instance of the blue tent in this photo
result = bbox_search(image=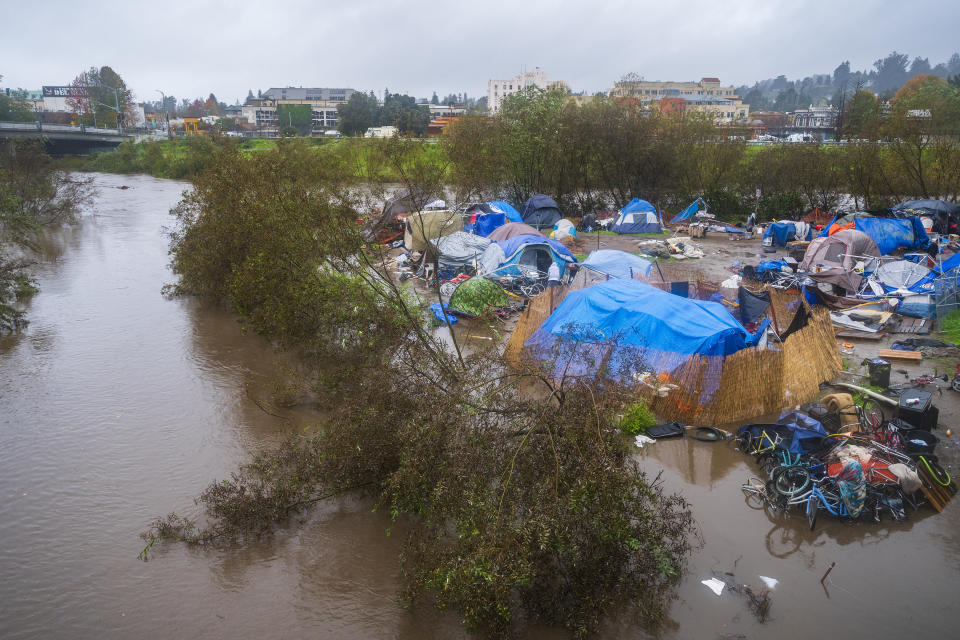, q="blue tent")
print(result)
[610,198,662,234]
[488,200,523,223]
[520,194,563,229]
[670,198,703,223]
[492,234,576,277]
[581,249,652,280]
[763,222,812,247]
[819,215,929,255]
[524,279,768,382]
